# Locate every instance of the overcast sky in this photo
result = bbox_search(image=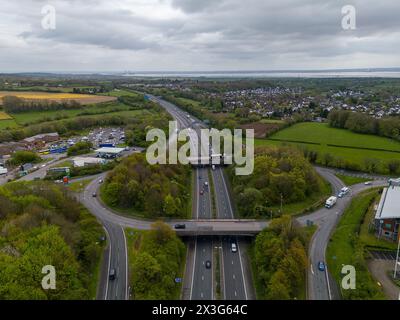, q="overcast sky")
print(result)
[1,0,399,72]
